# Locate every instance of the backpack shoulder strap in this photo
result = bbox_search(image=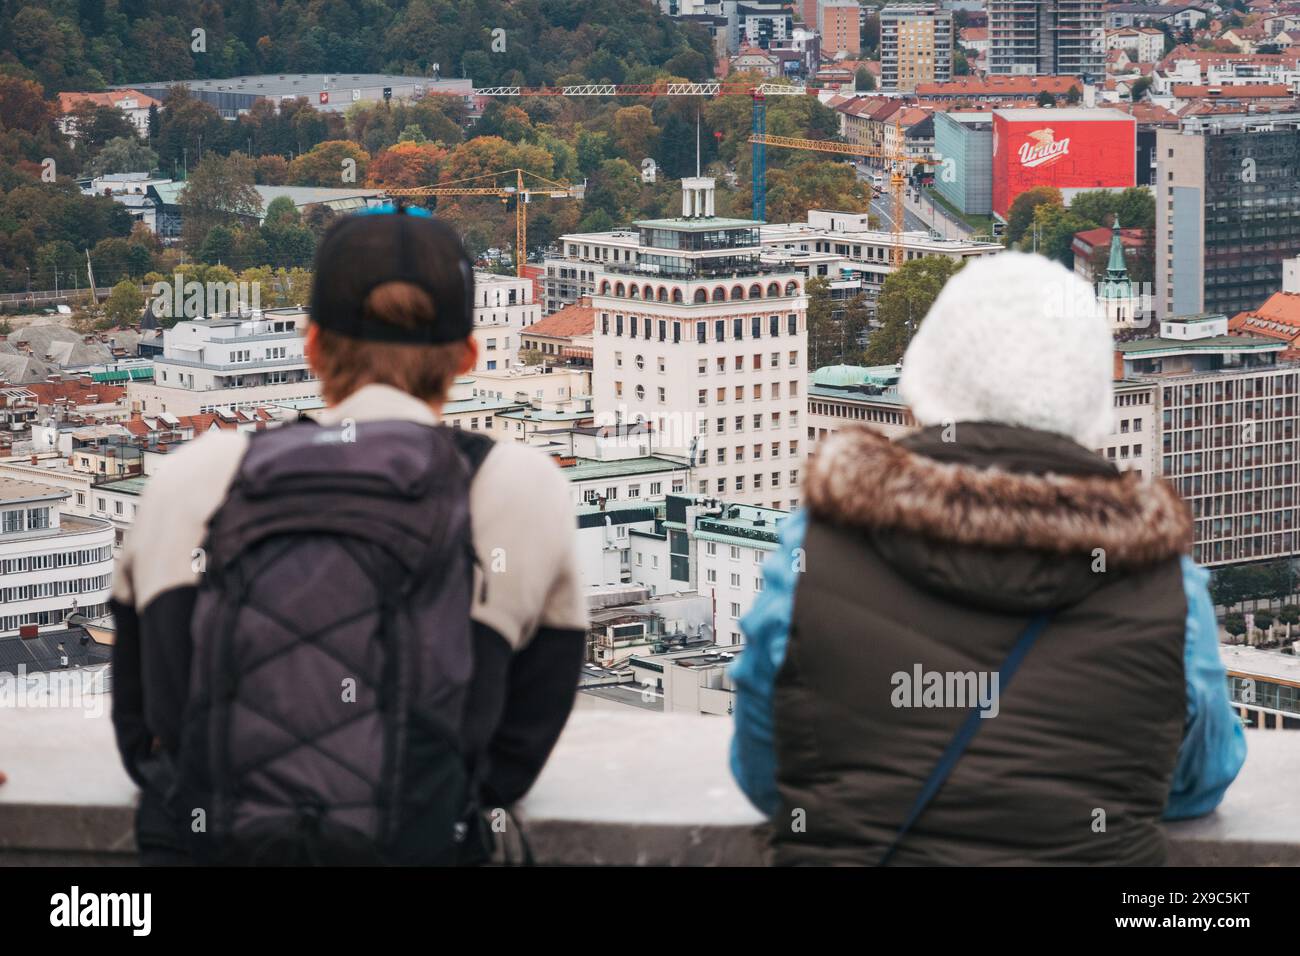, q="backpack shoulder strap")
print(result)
[877,610,1054,867]
[448,427,495,480]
